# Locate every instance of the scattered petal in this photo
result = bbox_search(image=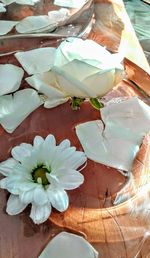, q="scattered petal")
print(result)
[0,20,18,35]
[54,0,88,8]
[1,0,36,5]
[0,3,6,12]
[48,8,70,23]
[15,15,56,34]
[0,64,24,96]
[76,98,150,172]
[0,88,42,133]
[6,194,27,215]
[15,48,56,75]
[101,97,150,145]
[38,231,99,258]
